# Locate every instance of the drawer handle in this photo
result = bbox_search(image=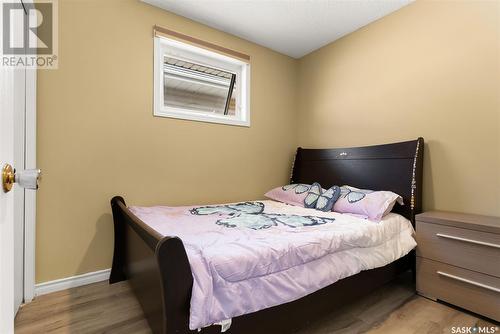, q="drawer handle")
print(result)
[437,271,500,293]
[436,233,500,249]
